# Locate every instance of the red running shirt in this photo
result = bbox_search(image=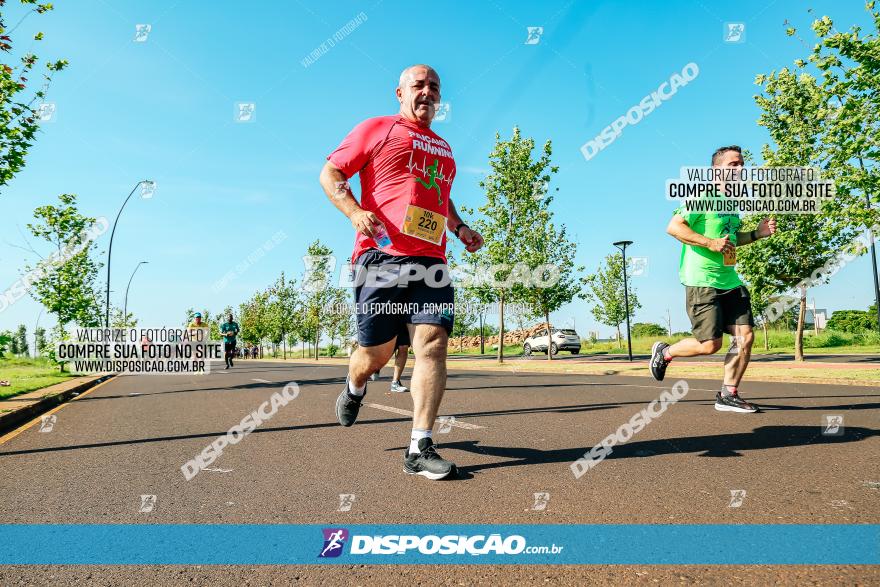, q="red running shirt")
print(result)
[327,115,456,262]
